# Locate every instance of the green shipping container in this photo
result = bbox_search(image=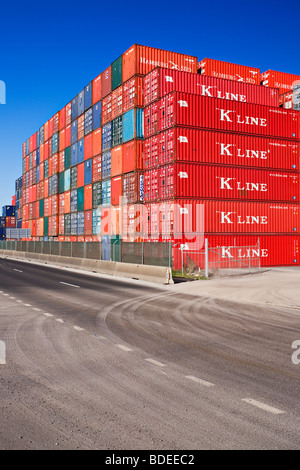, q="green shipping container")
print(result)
[92,181,102,209]
[111,56,122,90]
[44,216,48,236]
[44,160,49,179]
[59,172,64,194]
[77,186,84,212]
[64,146,71,169]
[39,199,44,218]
